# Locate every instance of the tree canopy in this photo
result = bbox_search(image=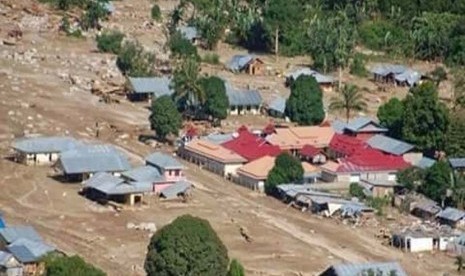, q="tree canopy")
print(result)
[44,255,106,276]
[329,84,367,123]
[285,75,325,126]
[265,153,304,194]
[144,215,229,276]
[96,30,124,54]
[149,95,182,141]
[199,76,229,123]
[168,31,199,60]
[446,114,465,157]
[116,41,155,77]
[377,97,404,139]
[419,161,452,203]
